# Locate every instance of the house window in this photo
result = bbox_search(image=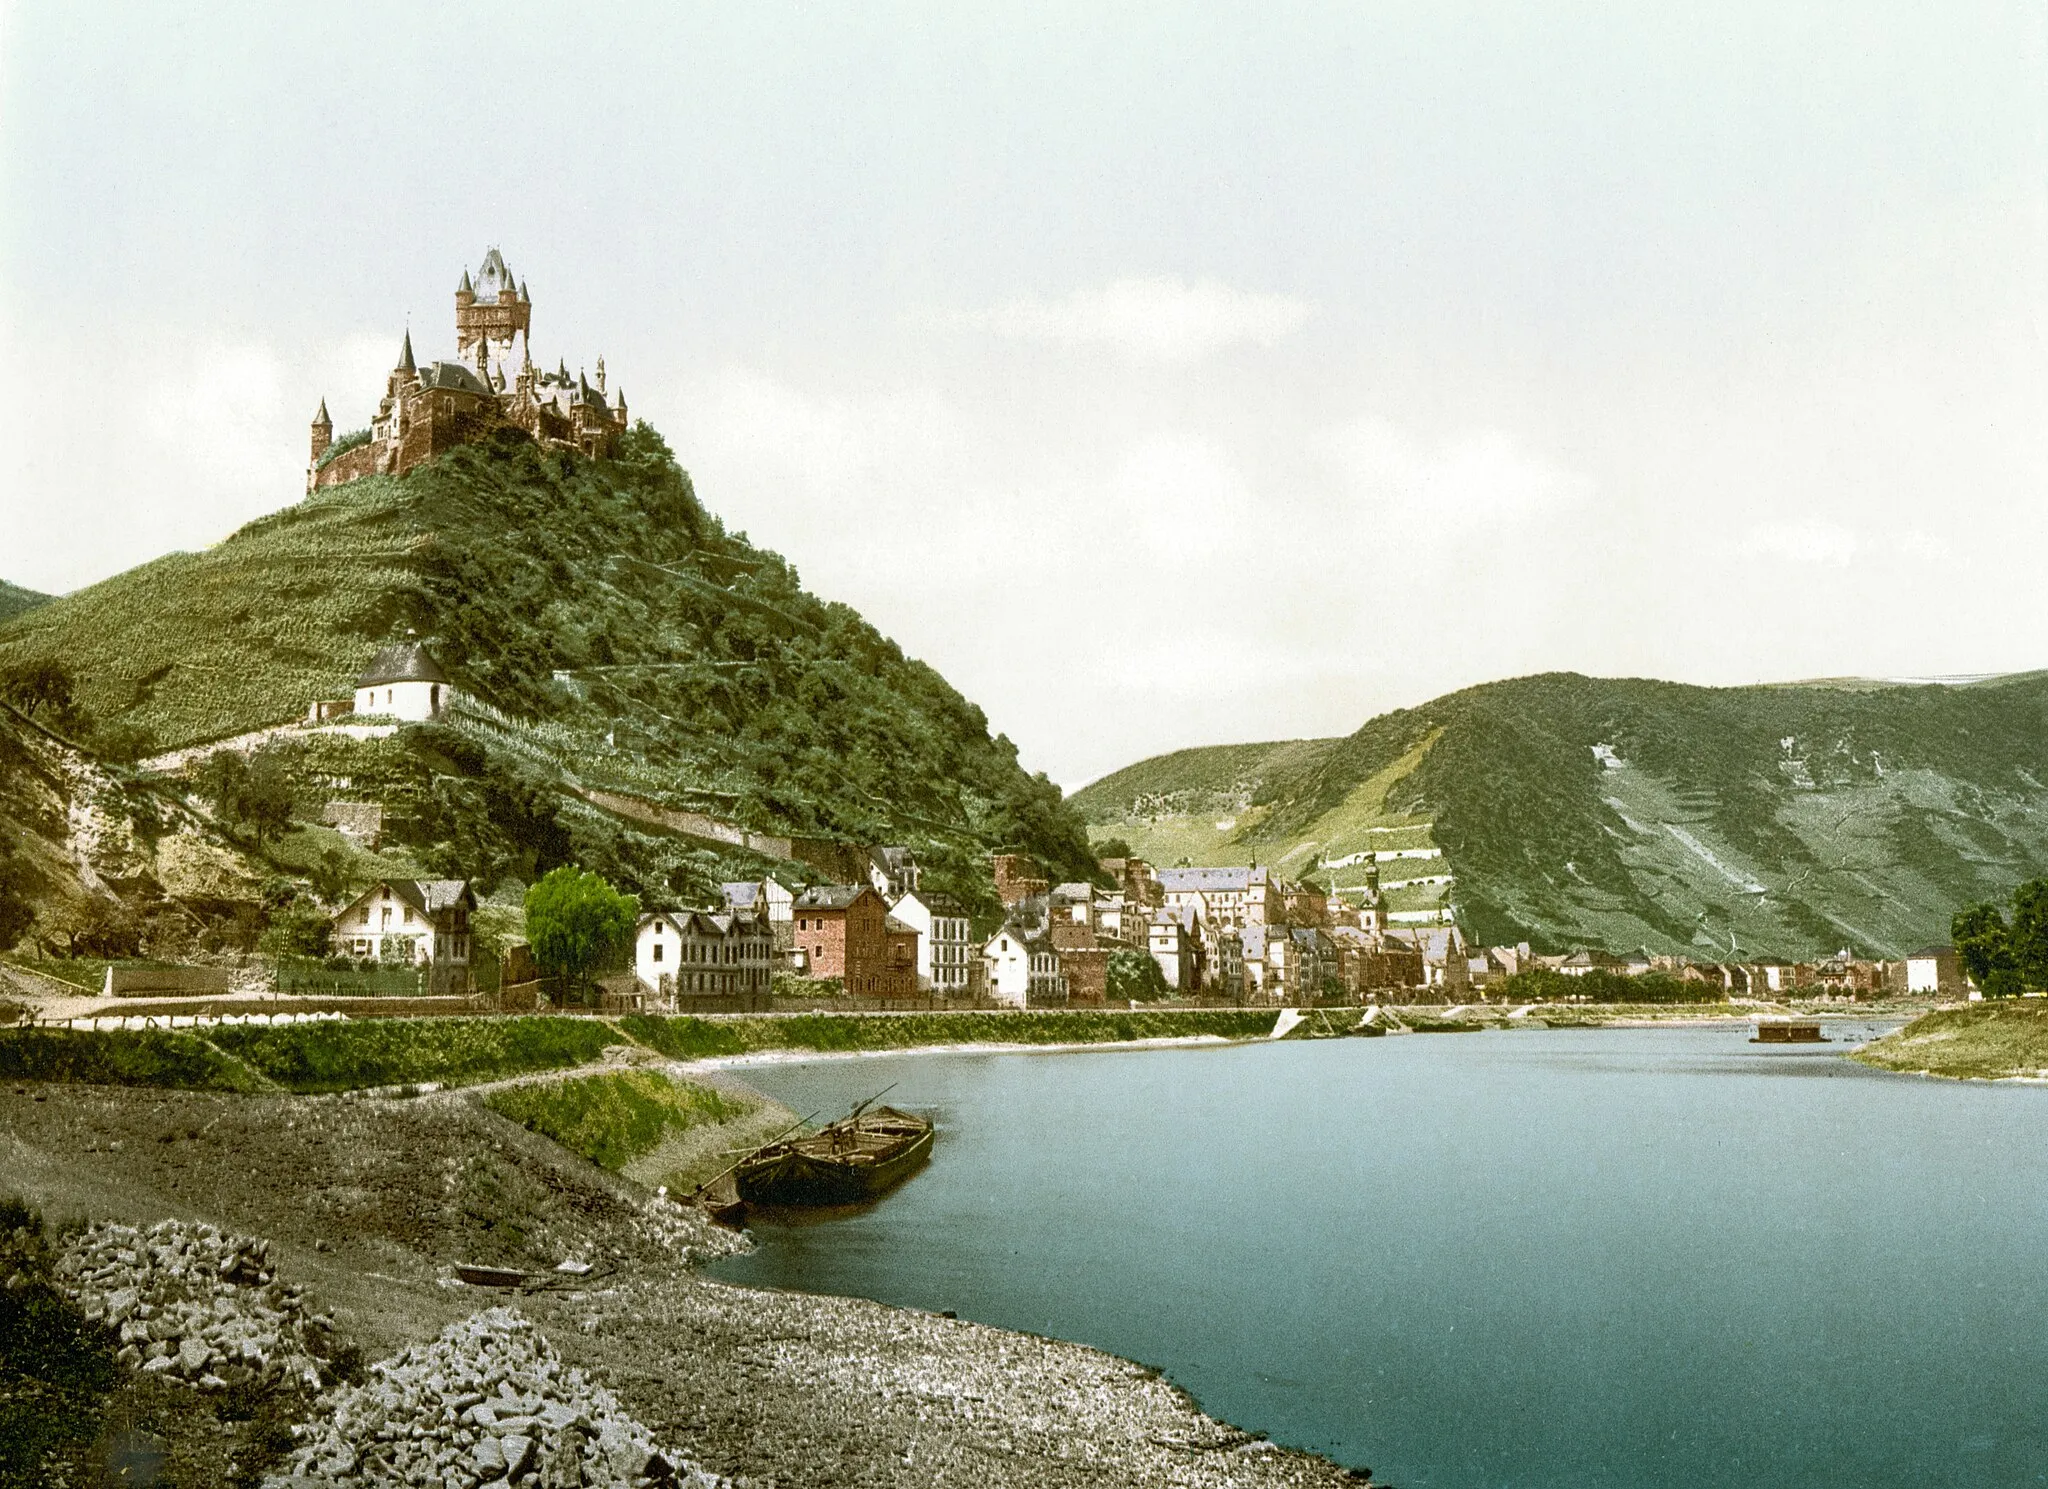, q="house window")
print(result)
[652,943,663,963]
